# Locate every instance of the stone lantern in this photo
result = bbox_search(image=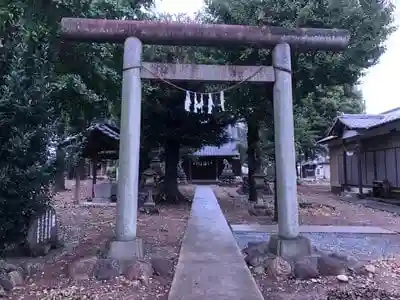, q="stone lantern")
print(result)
[150,155,164,177]
[253,172,268,206]
[248,170,274,216]
[139,168,159,215]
